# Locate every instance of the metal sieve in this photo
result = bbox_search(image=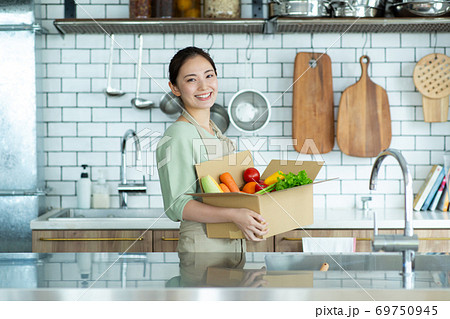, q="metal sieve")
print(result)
[228,89,271,133]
